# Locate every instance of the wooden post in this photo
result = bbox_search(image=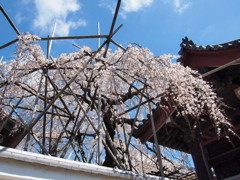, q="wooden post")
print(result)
[97,94,103,165]
[148,96,164,179]
[191,141,214,180]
